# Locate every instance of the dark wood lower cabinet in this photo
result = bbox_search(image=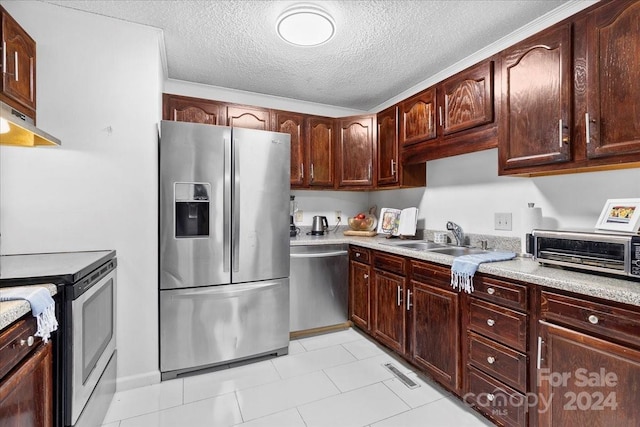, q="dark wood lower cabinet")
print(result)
[410,278,460,392]
[372,269,406,354]
[350,260,371,332]
[0,341,53,427]
[537,321,640,427]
